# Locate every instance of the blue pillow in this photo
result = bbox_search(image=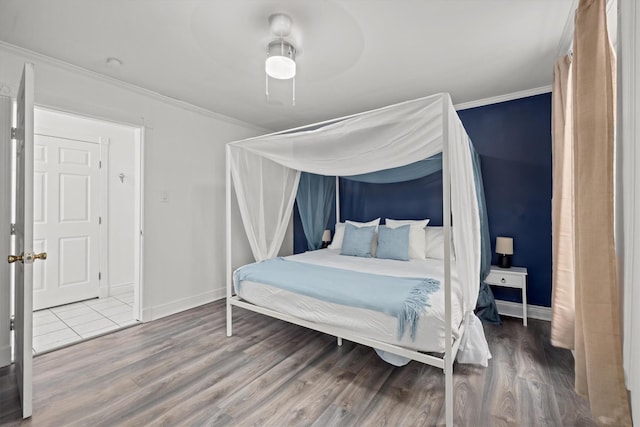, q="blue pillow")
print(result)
[376,225,410,261]
[340,223,376,258]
